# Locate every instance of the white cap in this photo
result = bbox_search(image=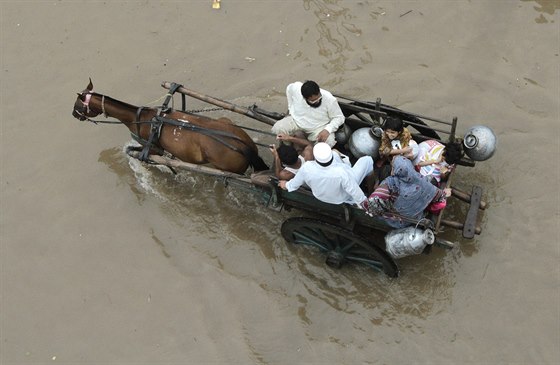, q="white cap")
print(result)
[313,142,333,164]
